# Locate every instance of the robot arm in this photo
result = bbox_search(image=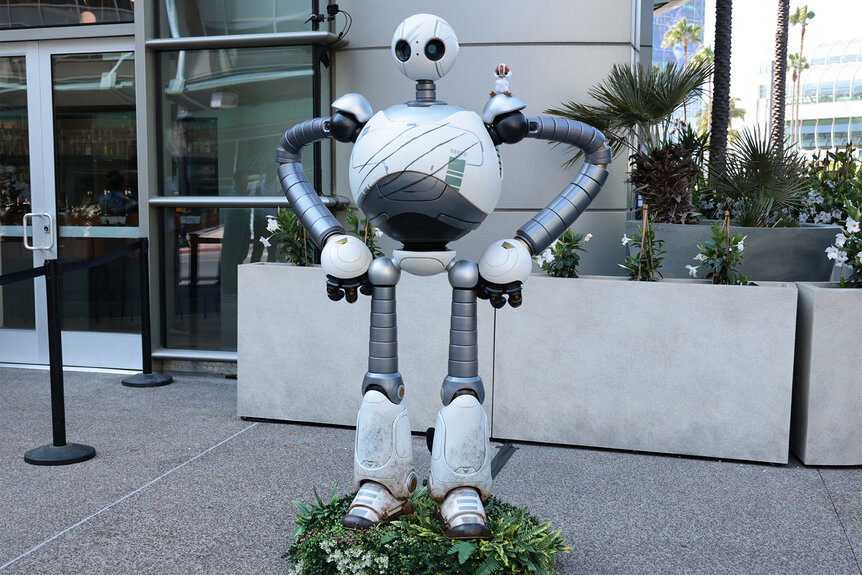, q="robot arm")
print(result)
[477,100,611,308]
[276,93,375,303]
